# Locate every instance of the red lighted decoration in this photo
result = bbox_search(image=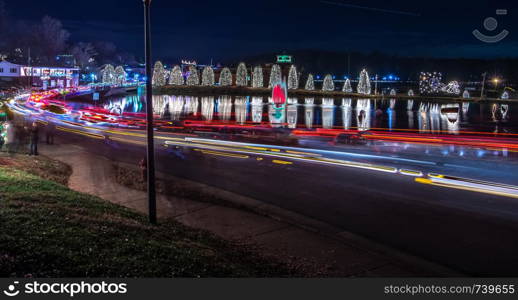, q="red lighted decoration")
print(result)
[272,83,287,108]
